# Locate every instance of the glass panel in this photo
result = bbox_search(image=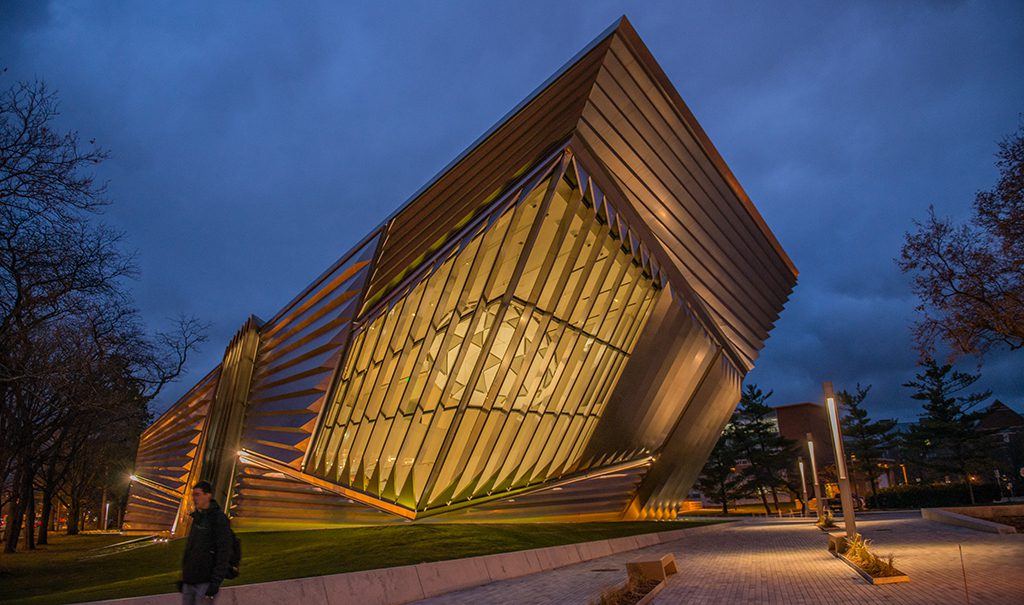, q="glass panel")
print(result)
[484,181,548,302]
[549,414,587,474]
[308,166,664,511]
[625,289,658,351]
[514,412,555,485]
[556,217,604,319]
[537,184,588,313]
[413,407,454,502]
[514,179,572,302]
[378,411,411,490]
[393,408,429,504]
[569,236,617,328]
[611,268,647,348]
[461,204,515,310]
[498,411,540,488]
[586,254,630,336]
[527,413,570,482]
